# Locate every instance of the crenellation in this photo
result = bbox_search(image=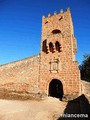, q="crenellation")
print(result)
[60,9,63,13]
[48,13,51,17]
[54,11,57,15]
[42,8,71,20]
